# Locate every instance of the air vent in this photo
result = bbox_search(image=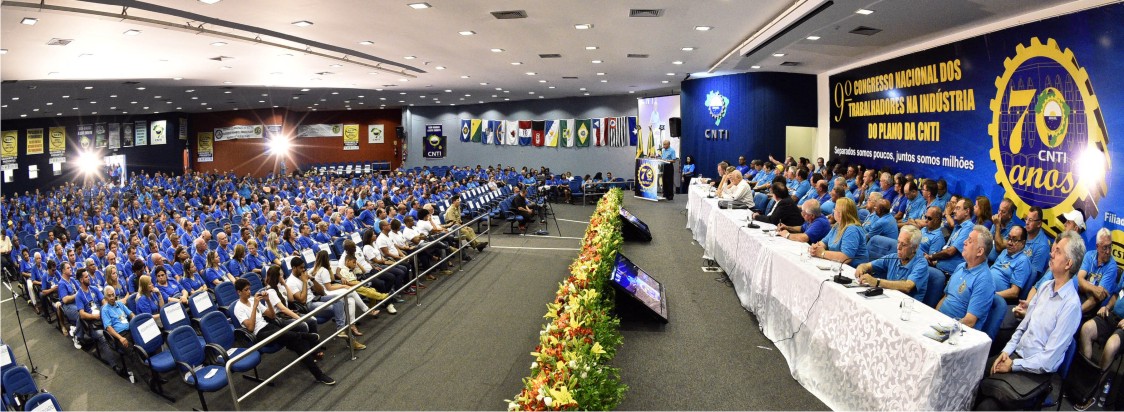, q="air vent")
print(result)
[562,76,579,80]
[122,81,141,85]
[491,10,528,19]
[629,9,664,17]
[539,53,562,59]
[626,54,649,58]
[780,61,802,66]
[46,38,73,46]
[849,26,882,36]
